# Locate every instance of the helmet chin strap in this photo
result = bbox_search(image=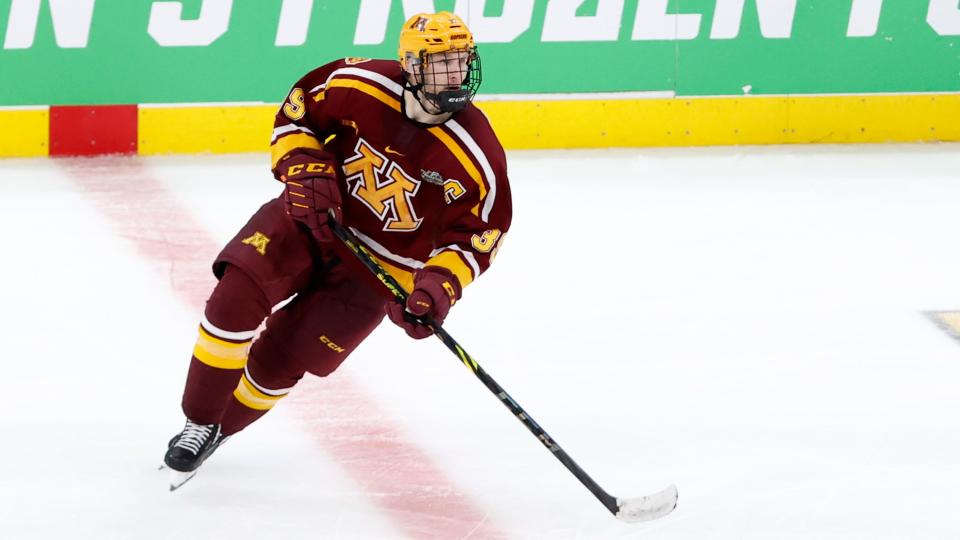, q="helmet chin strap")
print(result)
[425,88,471,113]
[402,79,452,124]
[403,79,425,101]
[403,72,469,115]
